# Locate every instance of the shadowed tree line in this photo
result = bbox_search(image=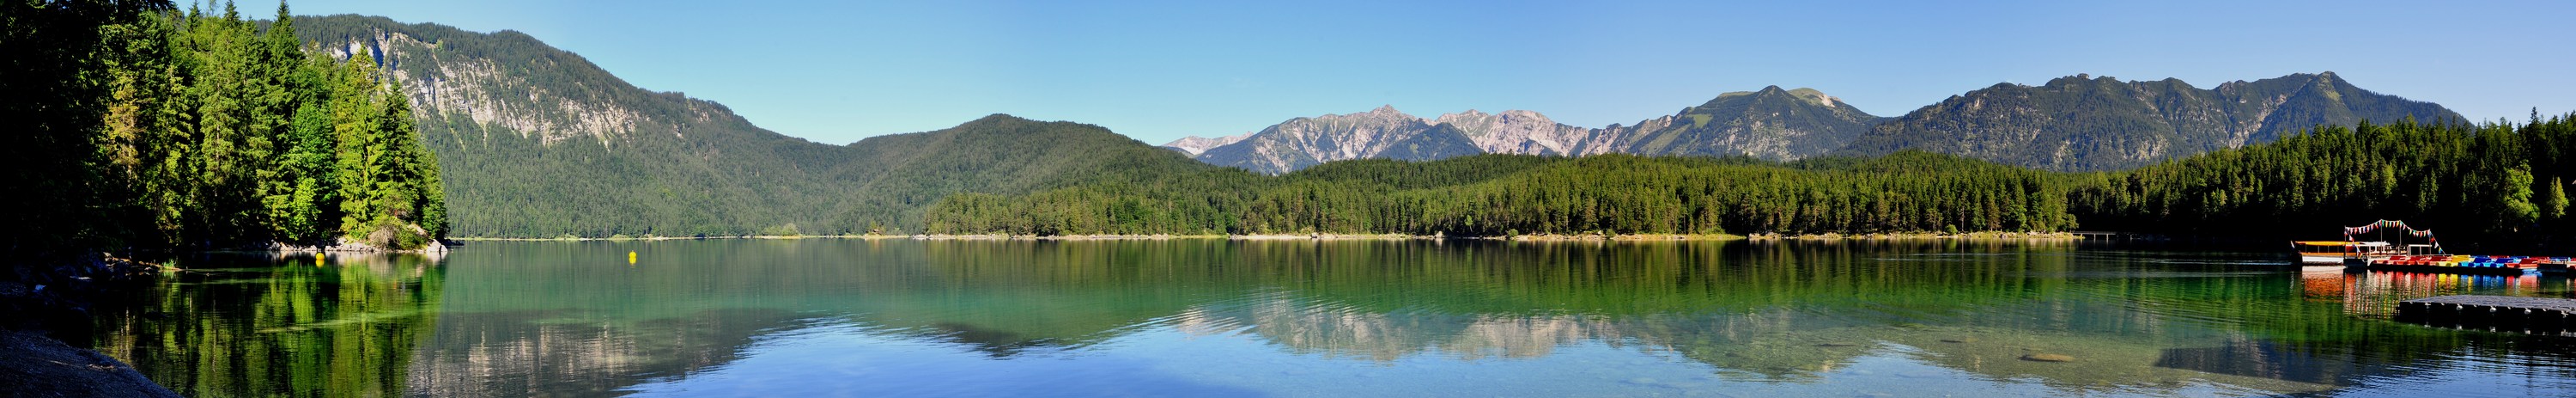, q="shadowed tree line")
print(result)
[4,0,447,285]
[927,151,2078,236]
